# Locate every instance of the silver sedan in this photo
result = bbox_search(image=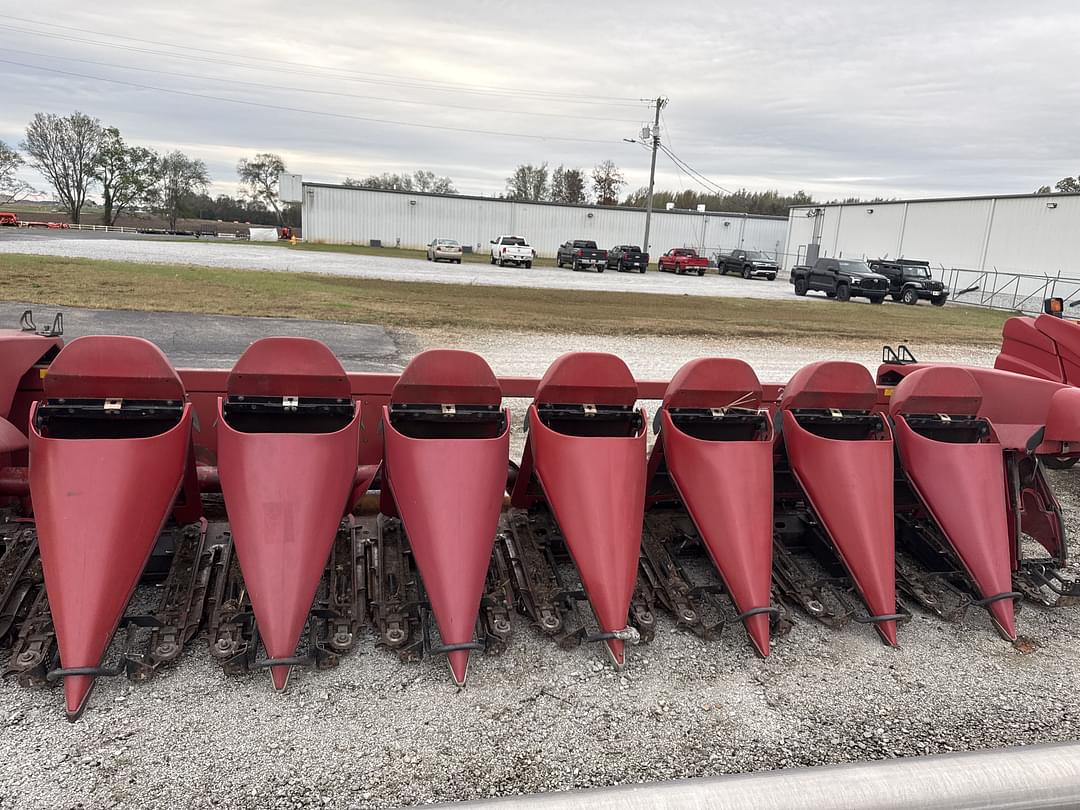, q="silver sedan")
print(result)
[426,238,463,263]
